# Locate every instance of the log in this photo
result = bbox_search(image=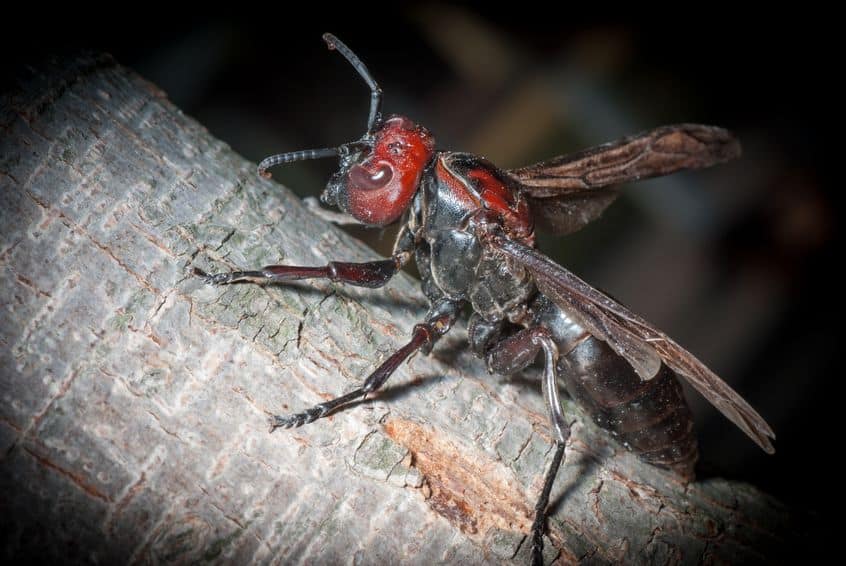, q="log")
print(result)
[0,53,798,564]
